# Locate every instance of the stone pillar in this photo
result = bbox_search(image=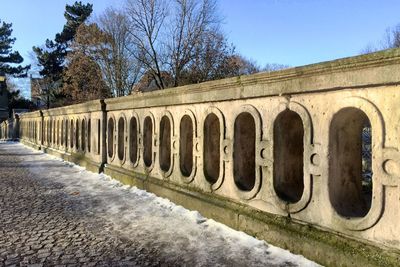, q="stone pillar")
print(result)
[13,114,20,140]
